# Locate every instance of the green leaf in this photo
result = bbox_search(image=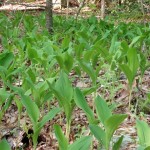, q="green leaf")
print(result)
[83,50,94,62]
[0,95,13,120]
[119,64,133,88]
[113,136,124,150]
[74,88,96,124]
[127,48,139,77]
[55,71,73,102]
[89,124,106,148]
[82,87,97,95]
[68,136,92,150]
[47,79,73,123]
[121,41,129,53]
[129,36,141,47]
[109,34,118,53]
[62,36,70,49]
[144,146,150,150]
[54,125,68,150]
[105,114,127,149]
[73,66,81,76]
[64,52,73,72]
[95,96,112,126]
[55,55,64,69]
[78,60,96,85]
[27,68,36,83]
[21,95,40,124]
[38,107,61,130]
[27,44,39,61]
[0,52,14,68]
[136,120,150,147]
[0,139,11,150]
[0,88,10,104]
